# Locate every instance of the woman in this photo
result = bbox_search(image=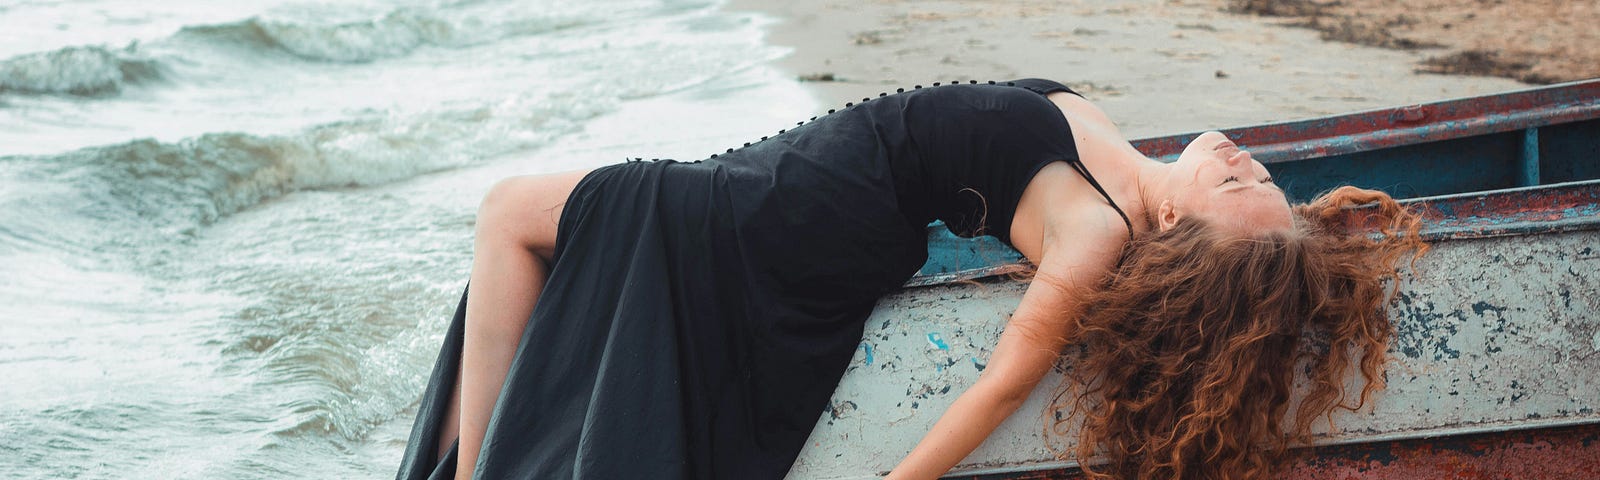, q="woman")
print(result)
[395,79,1424,480]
